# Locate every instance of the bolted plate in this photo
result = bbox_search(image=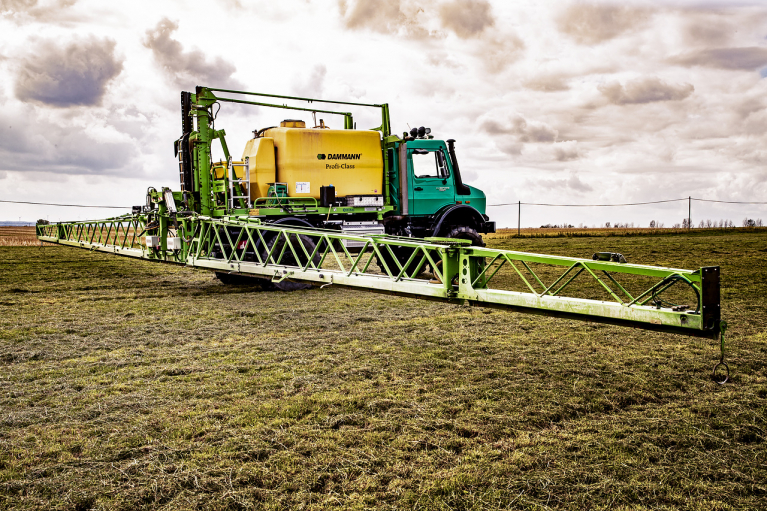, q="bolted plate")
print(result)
[424,237,472,246]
